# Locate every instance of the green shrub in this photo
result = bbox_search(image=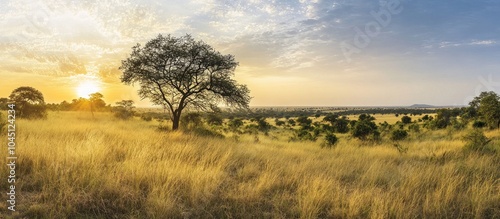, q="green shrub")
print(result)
[421,115,430,121]
[274,119,285,126]
[180,112,203,129]
[408,123,420,133]
[289,129,317,142]
[140,114,153,121]
[114,108,134,120]
[298,129,316,141]
[323,133,338,148]
[297,116,312,129]
[229,118,244,132]
[472,120,487,128]
[379,121,390,132]
[257,118,272,133]
[450,118,466,130]
[114,100,135,120]
[391,129,408,141]
[351,115,378,141]
[462,129,492,152]
[244,124,259,135]
[401,115,412,124]
[206,113,223,126]
[191,127,224,138]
